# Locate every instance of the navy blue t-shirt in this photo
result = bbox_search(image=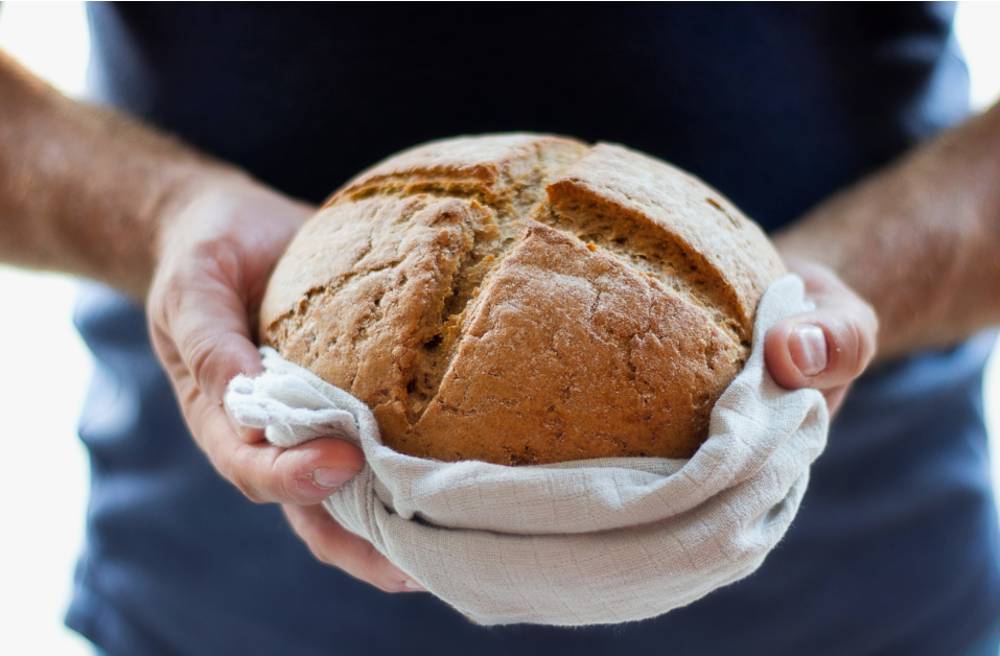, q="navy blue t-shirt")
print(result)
[69,3,1000,655]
